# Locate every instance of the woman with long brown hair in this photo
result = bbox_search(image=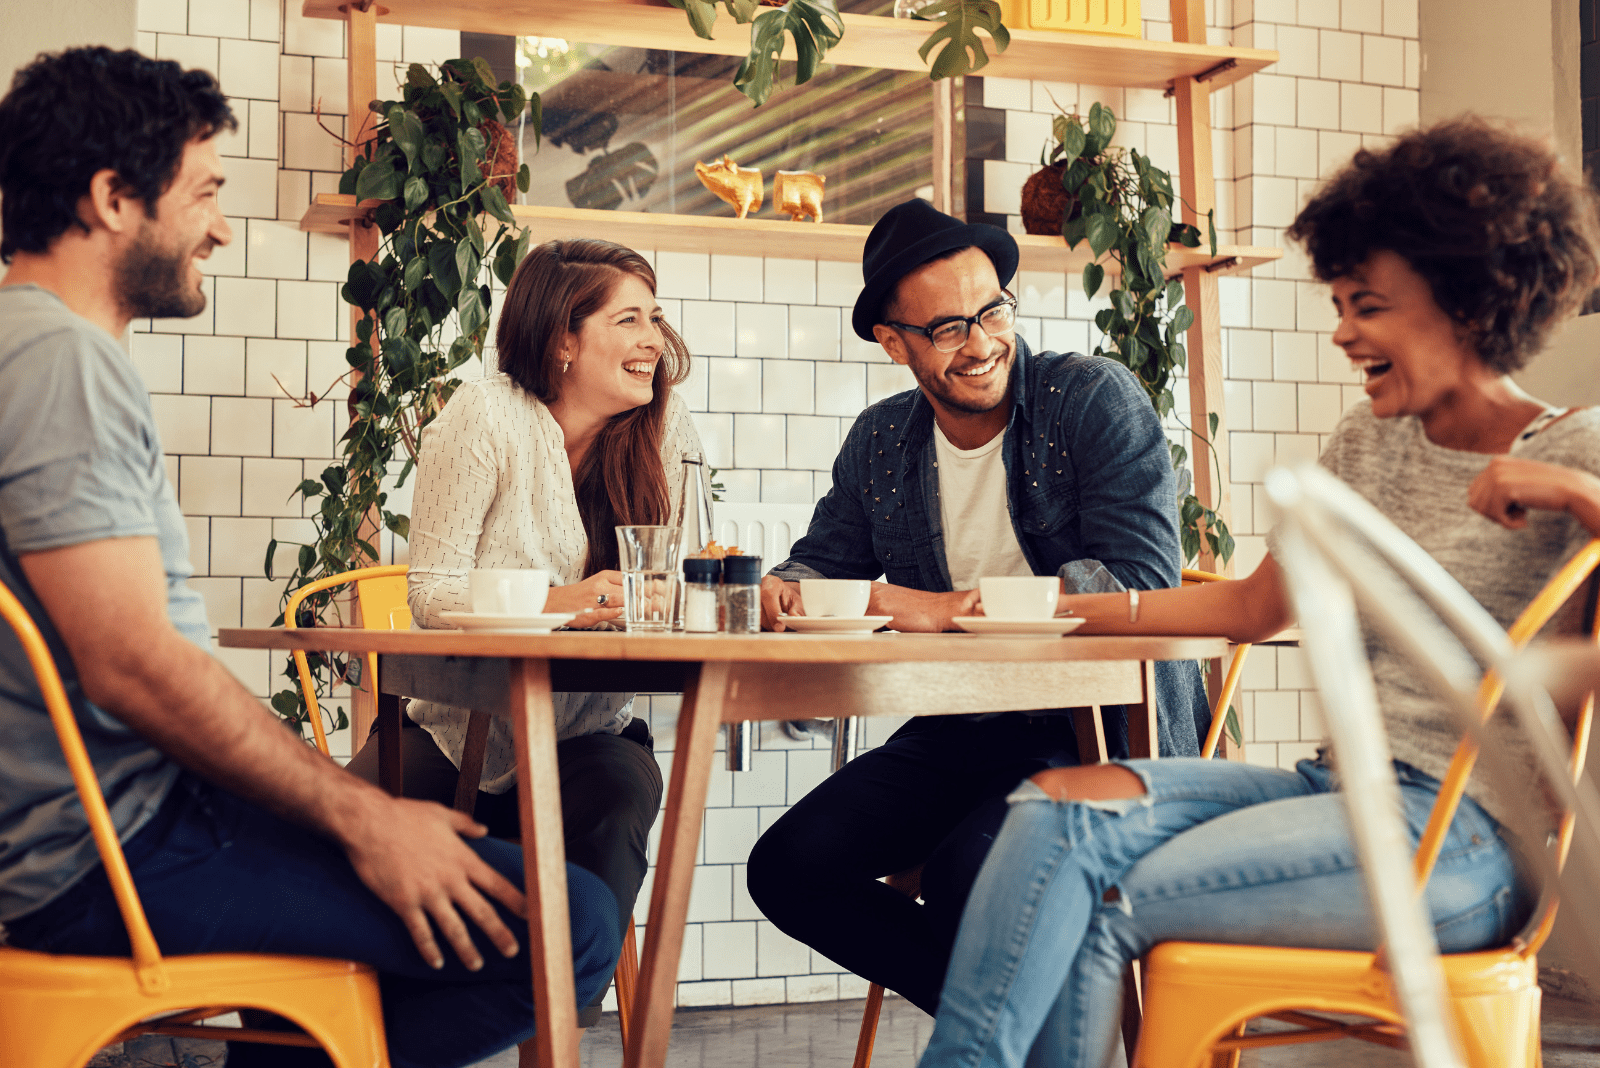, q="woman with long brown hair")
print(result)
[348,237,703,1029]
